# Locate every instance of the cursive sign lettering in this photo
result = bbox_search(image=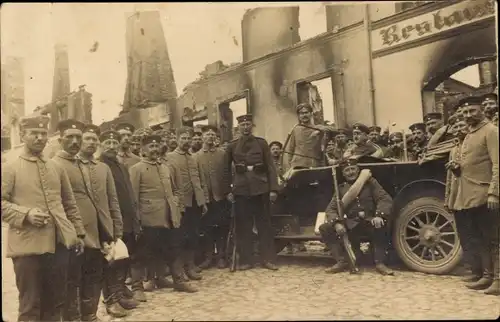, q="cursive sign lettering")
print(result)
[378,0,495,49]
